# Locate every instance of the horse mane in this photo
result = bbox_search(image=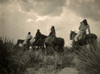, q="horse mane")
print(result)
[70,31,77,40]
[40,34,47,38]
